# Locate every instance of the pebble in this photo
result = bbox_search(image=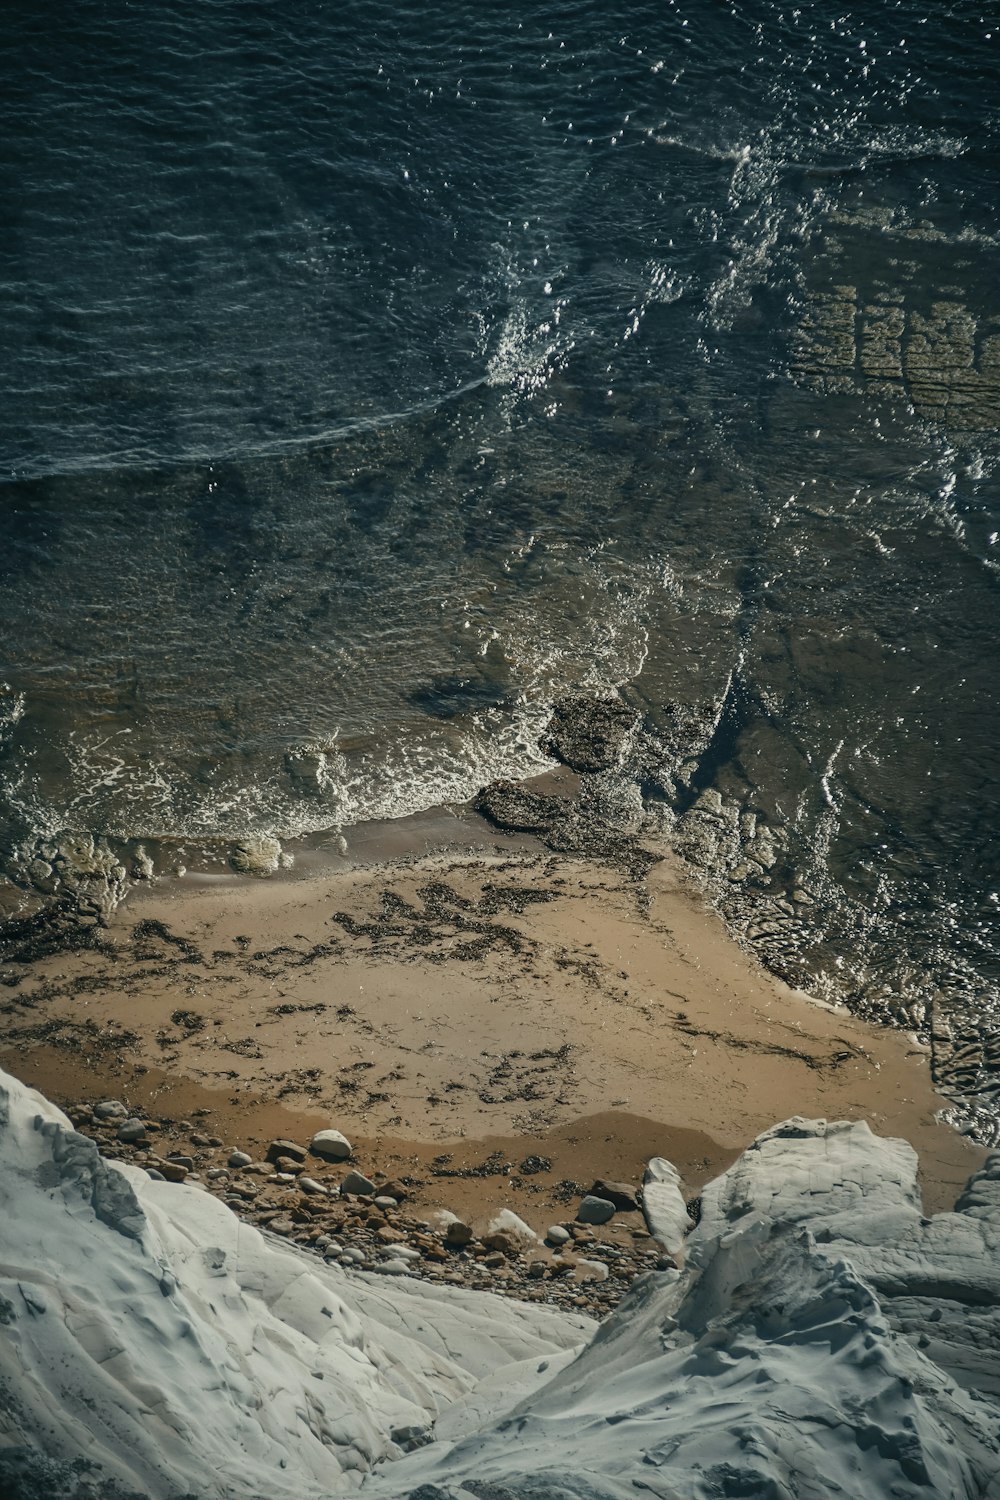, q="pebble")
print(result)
[376,1259,410,1276]
[118,1119,148,1144]
[155,1160,189,1184]
[266,1216,296,1237]
[266,1139,307,1165]
[576,1195,616,1225]
[577,1258,610,1282]
[341,1169,376,1197]
[94,1100,128,1121]
[589,1179,640,1213]
[310,1128,352,1161]
[485,1209,536,1244]
[481,1229,524,1257]
[70,1096,652,1317]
